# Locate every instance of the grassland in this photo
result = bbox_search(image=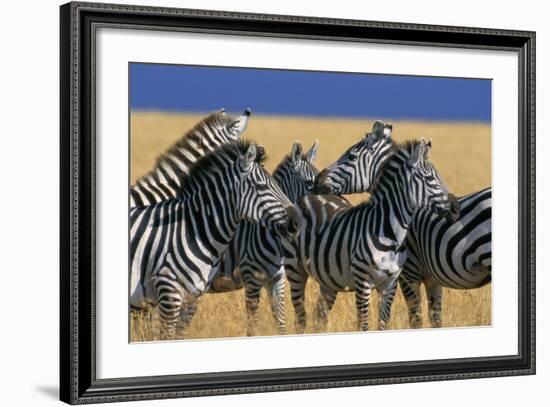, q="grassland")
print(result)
[130,112,492,341]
